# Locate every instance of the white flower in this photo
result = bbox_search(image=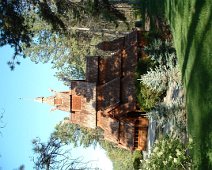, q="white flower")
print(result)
[157,151,163,157]
[176,149,181,156]
[173,158,178,163]
[153,146,159,153]
[163,161,168,165]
